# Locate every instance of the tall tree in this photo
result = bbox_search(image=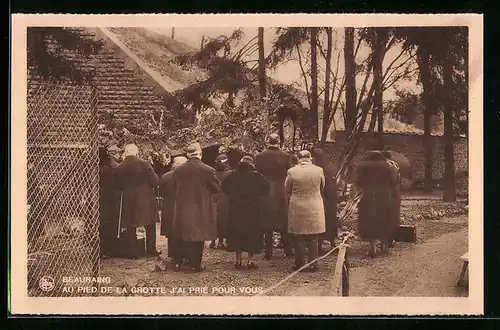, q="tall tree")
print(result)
[417,45,435,192]
[394,27,439,192]
[258,27,267,99]
[442,42,456,202]
[320,27,333,145]
[344,27,357,135]
[370,28,391,148]
[310,27,319,141]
